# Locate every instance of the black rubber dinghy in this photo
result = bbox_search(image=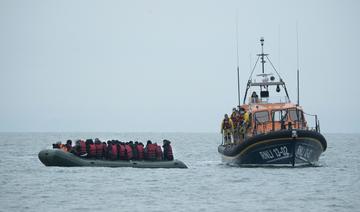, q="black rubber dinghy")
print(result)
[39,149,187,169]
